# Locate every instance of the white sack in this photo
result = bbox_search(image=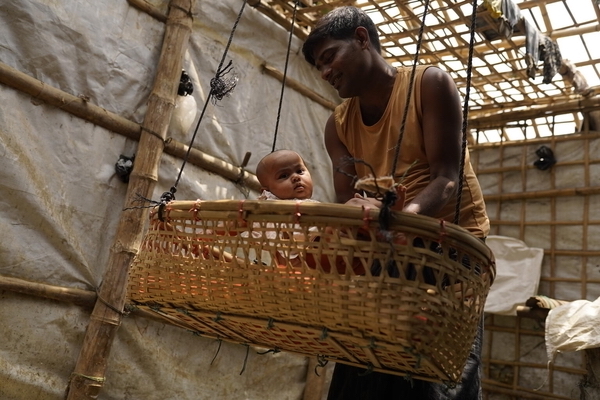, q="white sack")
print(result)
[484,235,544,315]
[545,296,600,362]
